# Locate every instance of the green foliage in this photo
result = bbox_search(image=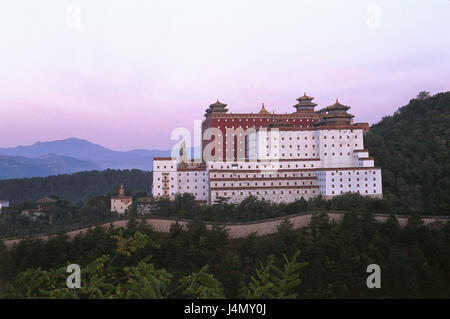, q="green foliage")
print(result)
[122,259,172,299]
[112,229,157,257]
[239,251,308,299]
[365,91,450,215]
[1,215,449,299]
[180,265,225,299]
